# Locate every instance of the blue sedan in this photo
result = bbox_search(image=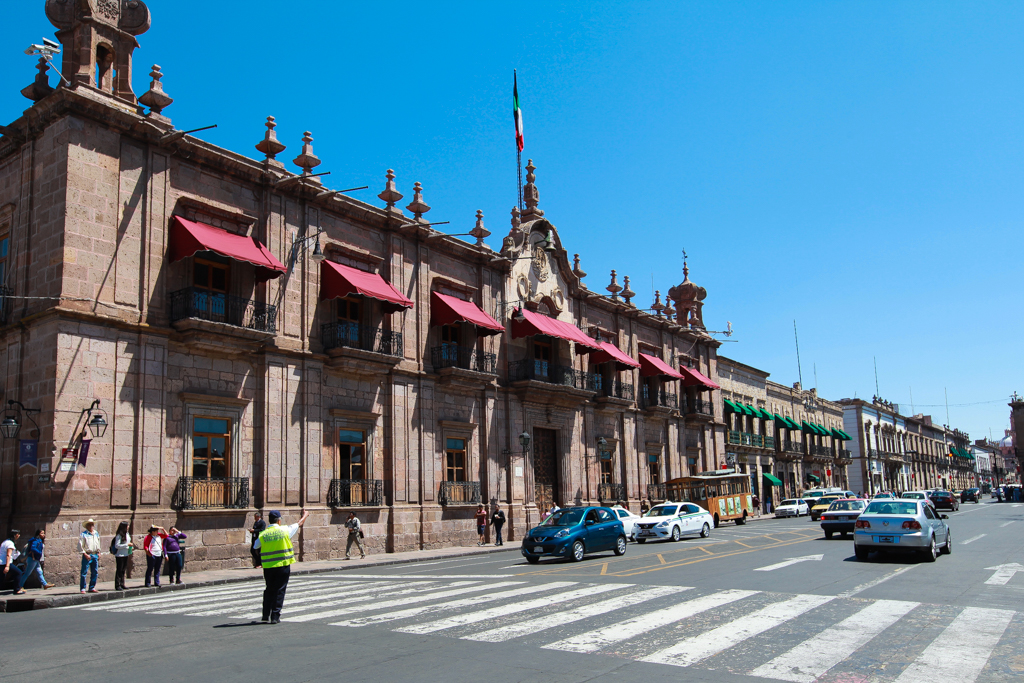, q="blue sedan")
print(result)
[521,506,627,564]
